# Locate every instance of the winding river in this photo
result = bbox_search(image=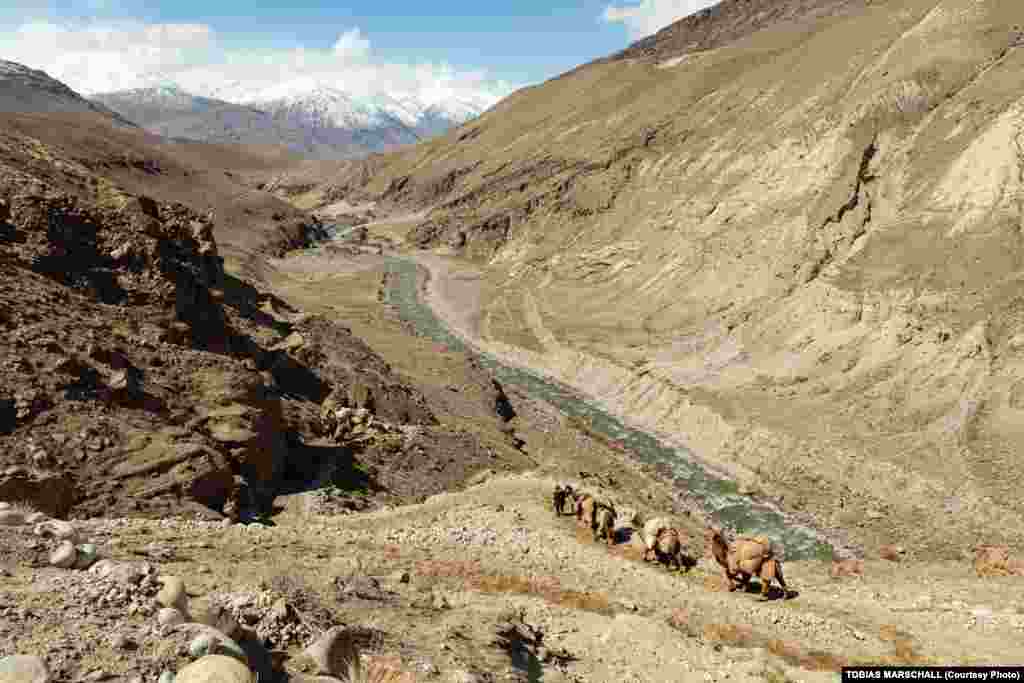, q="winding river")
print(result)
[381,256,835,562]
